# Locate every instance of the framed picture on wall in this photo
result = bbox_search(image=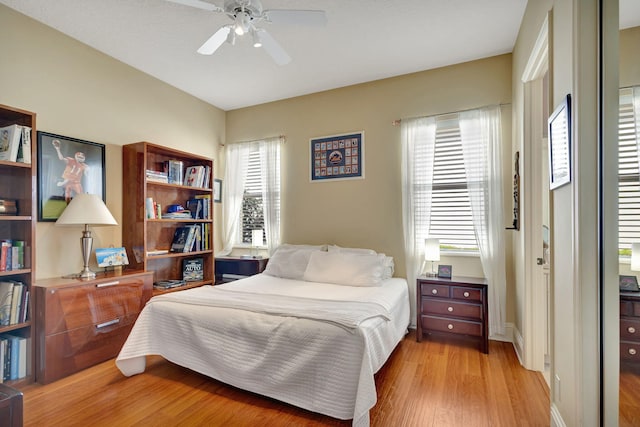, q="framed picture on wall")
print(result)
[37,132,106,221]
[548,94,572,190]
[214,178,222,203]
[310,131,364,182]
